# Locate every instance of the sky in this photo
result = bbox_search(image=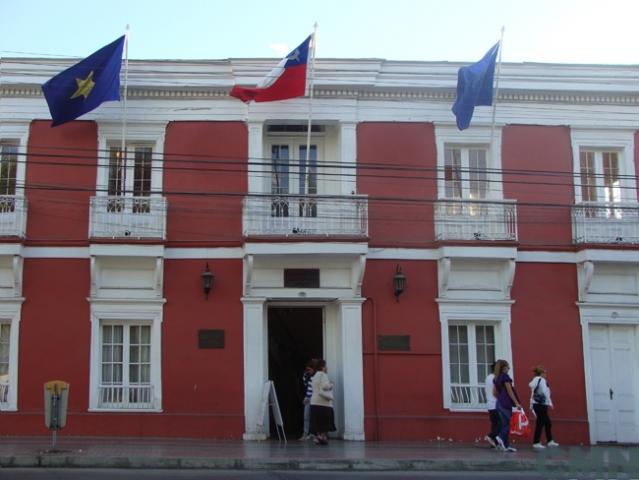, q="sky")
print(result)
[1,0,639,65]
